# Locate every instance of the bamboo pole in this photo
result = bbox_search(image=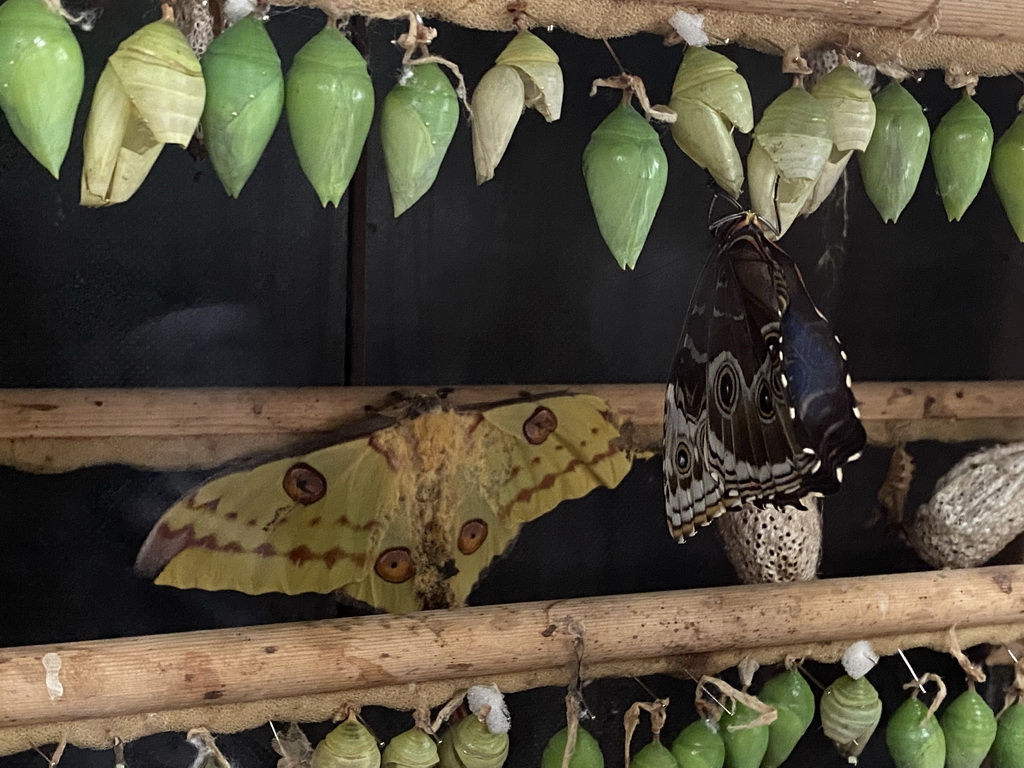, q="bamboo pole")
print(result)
[3,567,1024,735]
[1,382,1023,473]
